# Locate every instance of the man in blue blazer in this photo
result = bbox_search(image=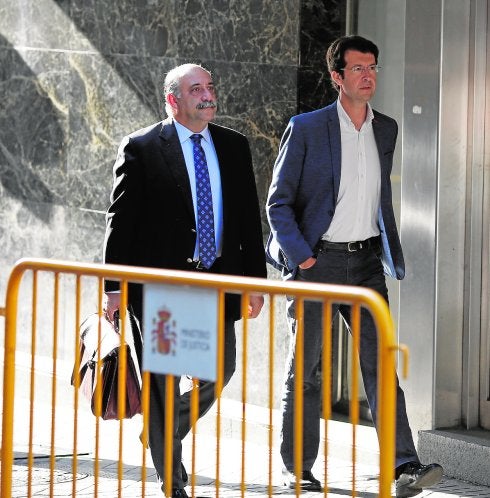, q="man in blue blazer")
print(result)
[266,36,442,497]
